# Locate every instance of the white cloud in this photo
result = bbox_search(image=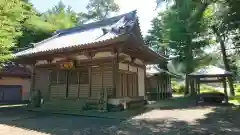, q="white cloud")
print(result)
[116,0,158,36]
